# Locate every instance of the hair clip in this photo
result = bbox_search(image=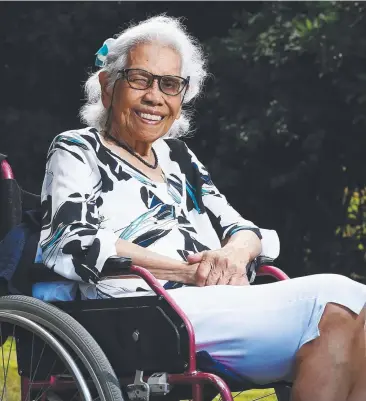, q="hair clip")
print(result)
[95,38,116,68]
